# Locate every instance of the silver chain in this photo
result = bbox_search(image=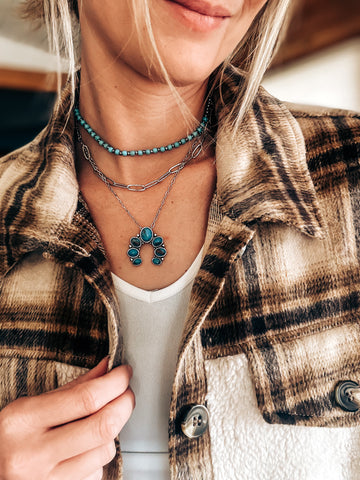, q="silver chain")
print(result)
[77,128,203,192]
[76,129,204,230]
